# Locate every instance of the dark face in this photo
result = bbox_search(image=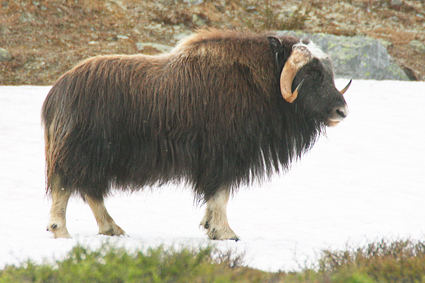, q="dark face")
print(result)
[292,58,349,127]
